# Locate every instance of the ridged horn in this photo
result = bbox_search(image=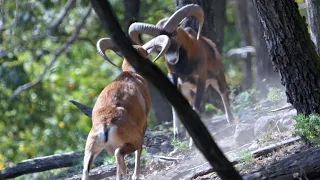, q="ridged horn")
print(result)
[163,4,204,40]
[128,23,162,45]
[141,35,171,62]
[156,17,169,28]
[96,38,119,67]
